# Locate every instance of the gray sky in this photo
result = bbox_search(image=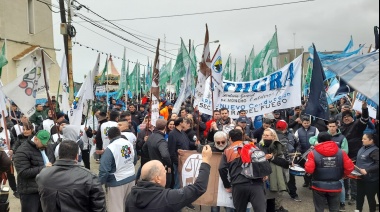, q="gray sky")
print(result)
[53,0,379,83]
